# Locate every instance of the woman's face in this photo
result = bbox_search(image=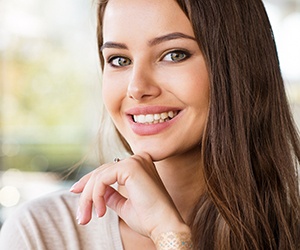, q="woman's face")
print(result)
[101,0,210,161]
